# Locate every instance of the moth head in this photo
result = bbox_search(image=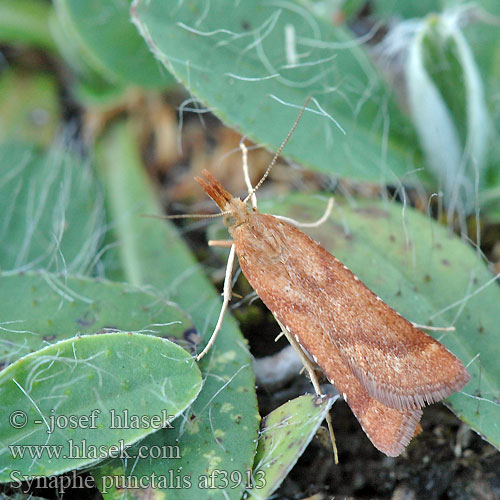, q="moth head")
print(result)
[194,169,251,227]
